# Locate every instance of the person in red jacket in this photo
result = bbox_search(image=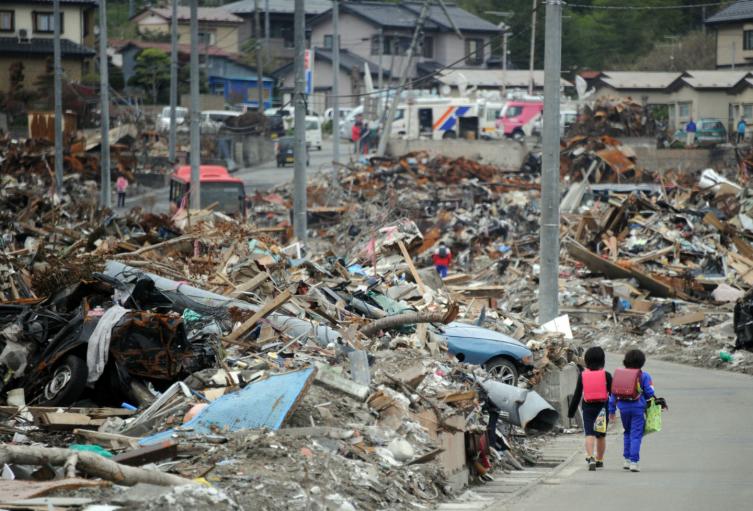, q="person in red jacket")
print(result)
[432,242,452,278]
